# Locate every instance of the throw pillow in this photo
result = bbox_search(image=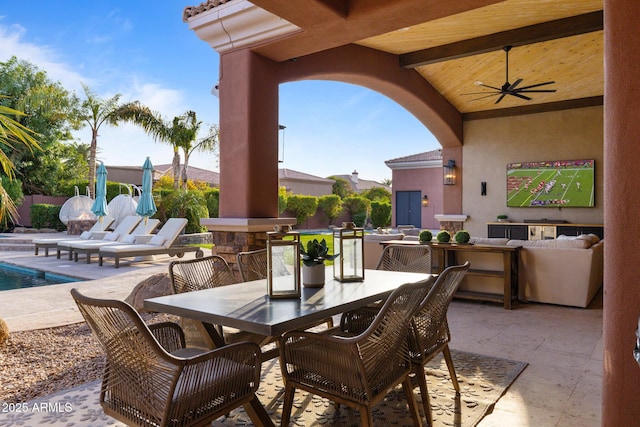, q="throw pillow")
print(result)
[104,232,119,241]
[122,234,136,244]
[149,235,166,246]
